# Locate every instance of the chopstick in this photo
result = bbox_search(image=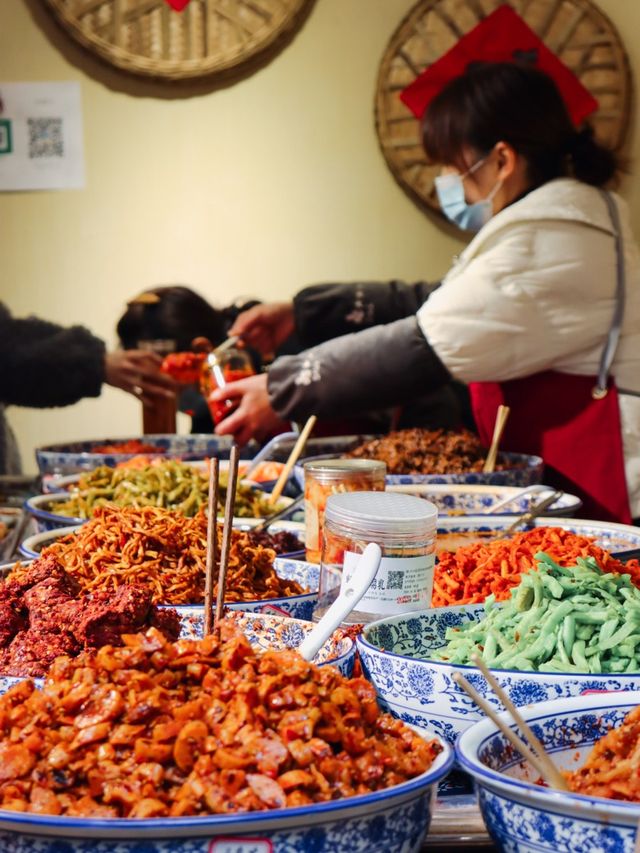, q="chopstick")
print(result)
[453,671,567,790]
[203,458,219,636]
[453,665,569,791]
[268,415,317,506]
[483,405,510,473]
[214,444,241,630]
[470,654,569,790]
